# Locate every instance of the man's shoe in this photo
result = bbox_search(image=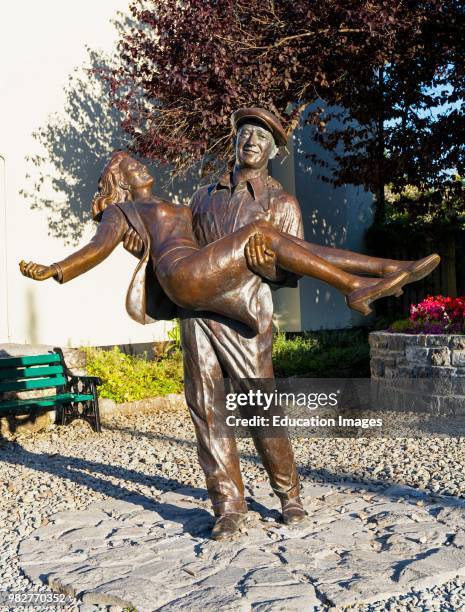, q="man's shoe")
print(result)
[211,512,247,541]
[281,497,306,525]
